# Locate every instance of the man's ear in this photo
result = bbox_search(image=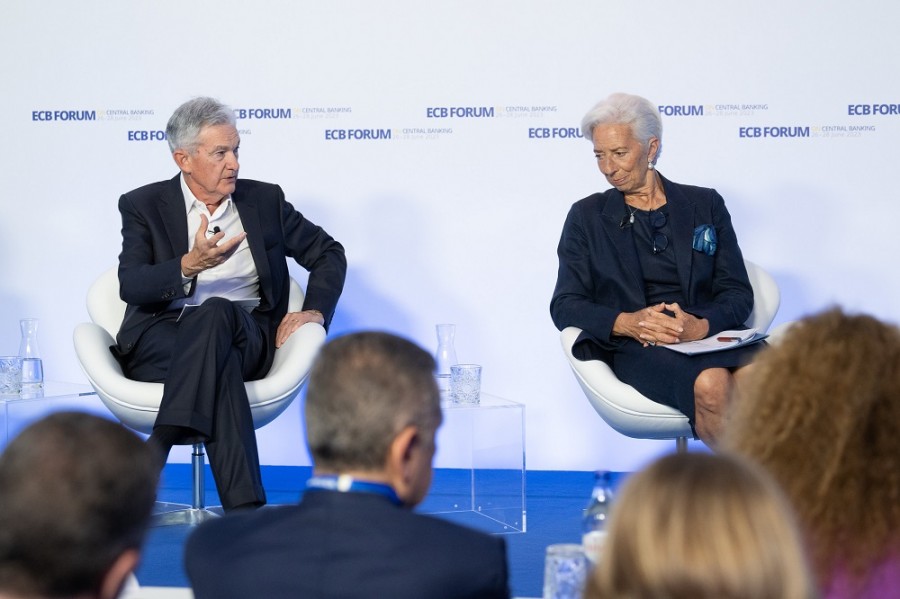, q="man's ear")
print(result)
[172,148,191,174]
[99,548,140,599]
[387,425,419,502]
